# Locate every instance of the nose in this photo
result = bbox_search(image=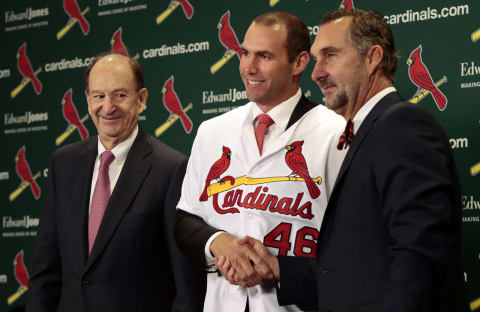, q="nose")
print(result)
[240,54,257,75]
[102,96,116,114]
[311,60,327,83]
